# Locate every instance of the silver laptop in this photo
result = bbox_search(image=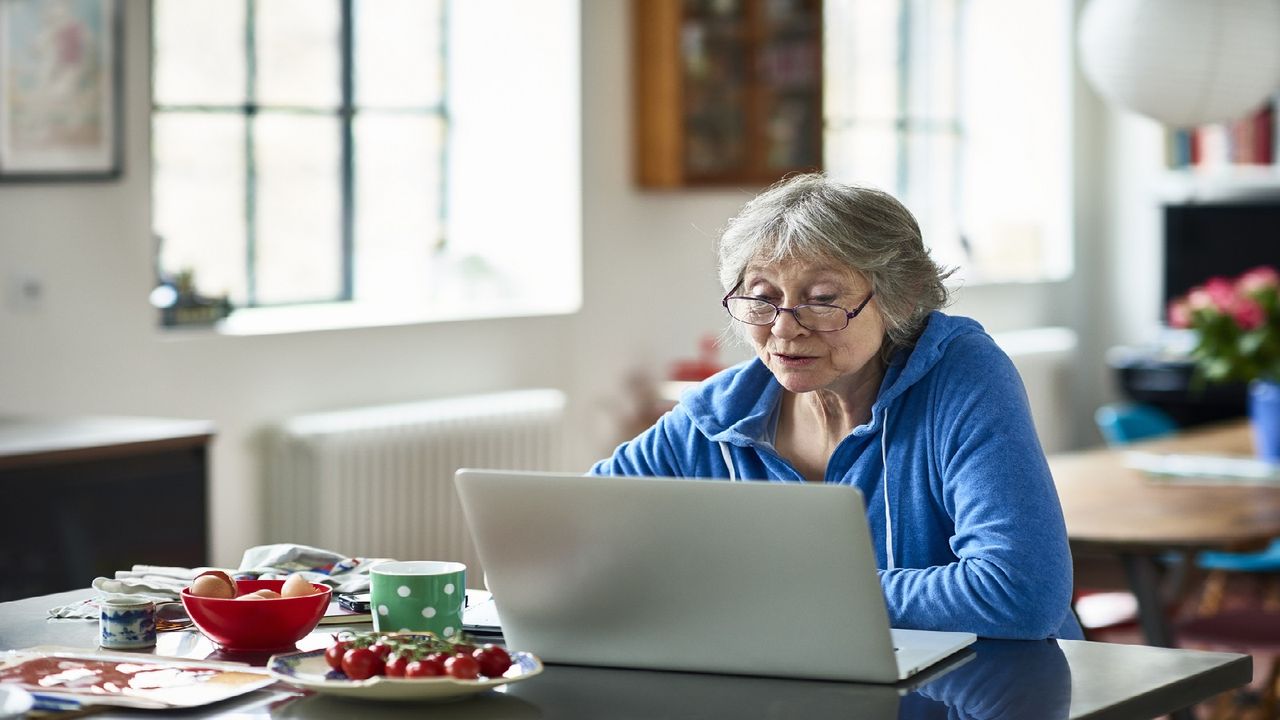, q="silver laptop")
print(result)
[454,469,976,683]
